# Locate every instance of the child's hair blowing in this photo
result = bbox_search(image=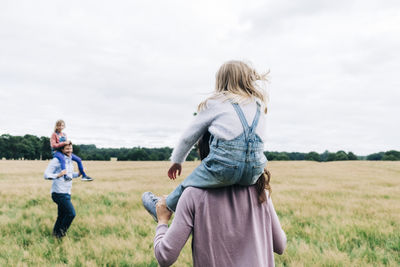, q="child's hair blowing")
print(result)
[198,60,269,113]
[54,119,65,132]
